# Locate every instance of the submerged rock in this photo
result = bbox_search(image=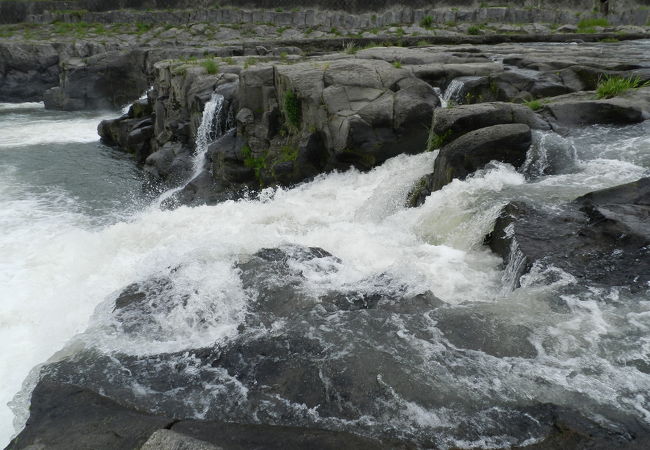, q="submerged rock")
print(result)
[485,177,650,289]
